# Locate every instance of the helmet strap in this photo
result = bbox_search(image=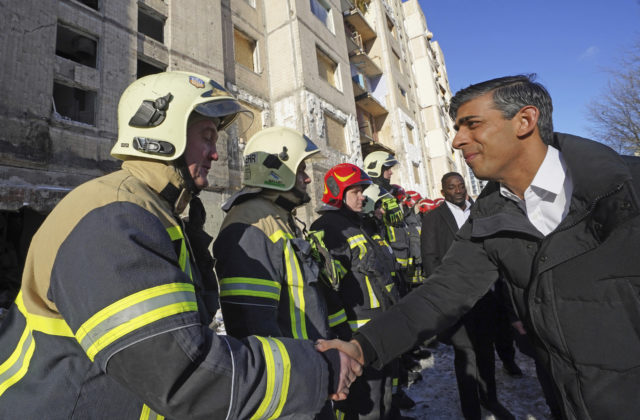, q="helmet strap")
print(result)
[173,156,201,196]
